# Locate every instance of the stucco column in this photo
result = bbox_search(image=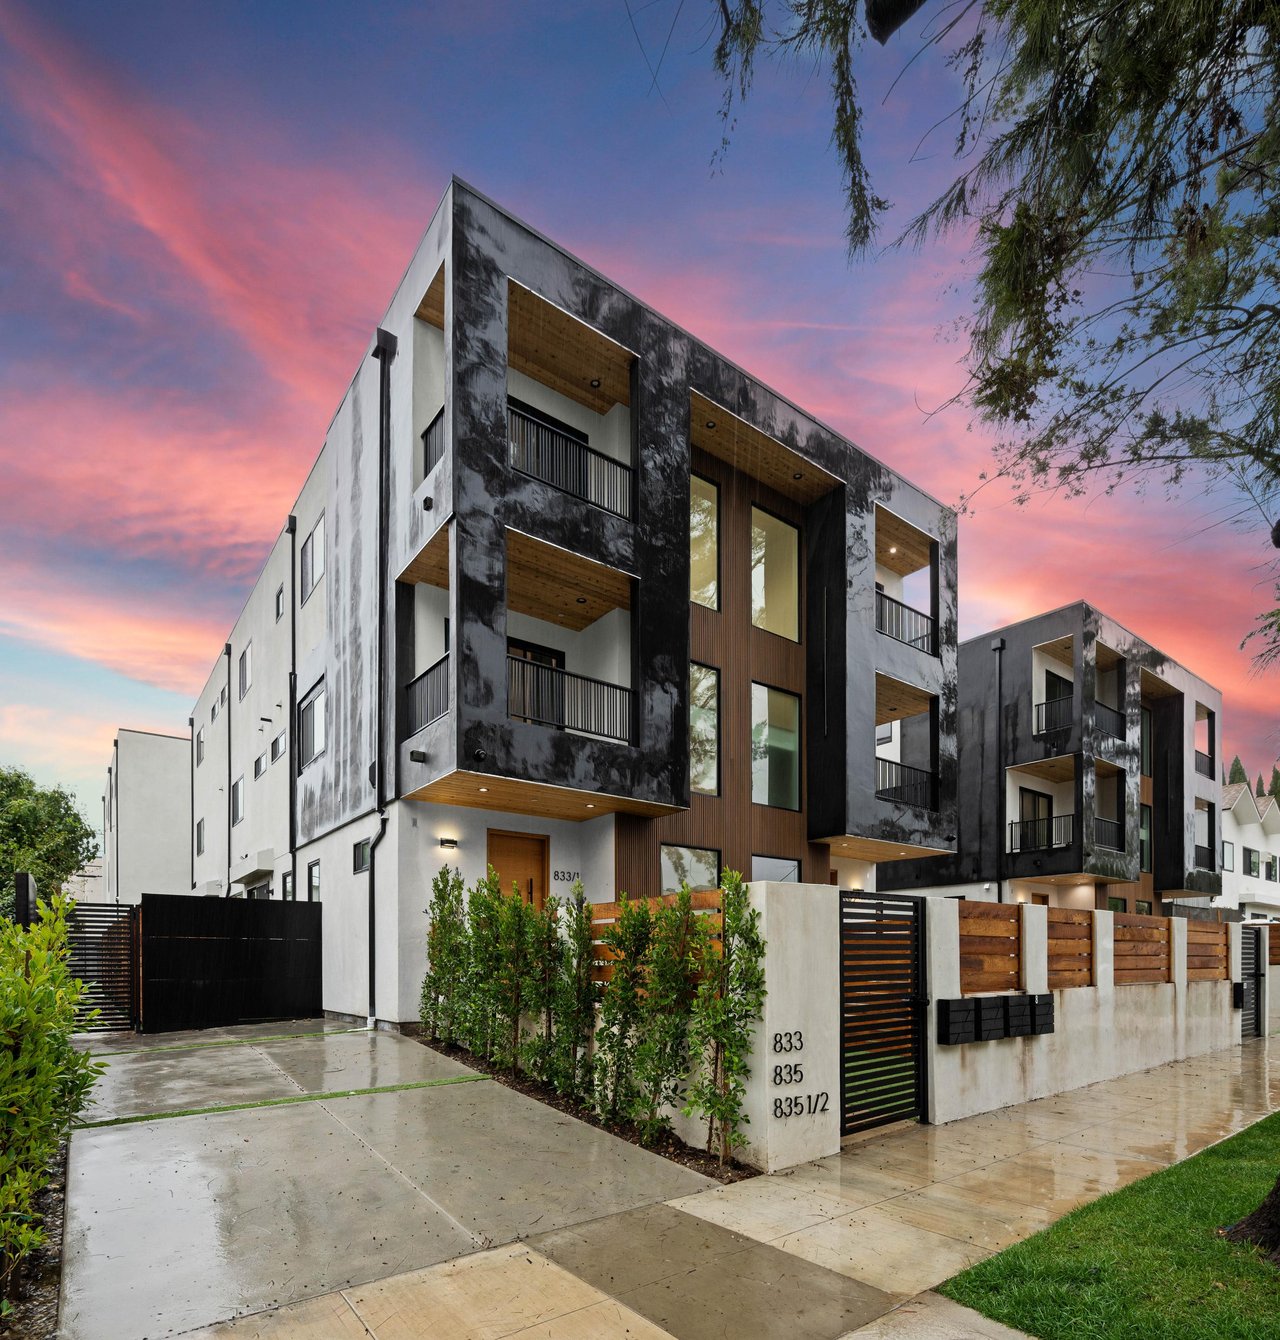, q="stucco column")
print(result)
[1171,916,1188,1059]
[925,897,961,1124]
[1094,909,1114,997]
[1229,921,1245,1043]
[1021,903,1049,996]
